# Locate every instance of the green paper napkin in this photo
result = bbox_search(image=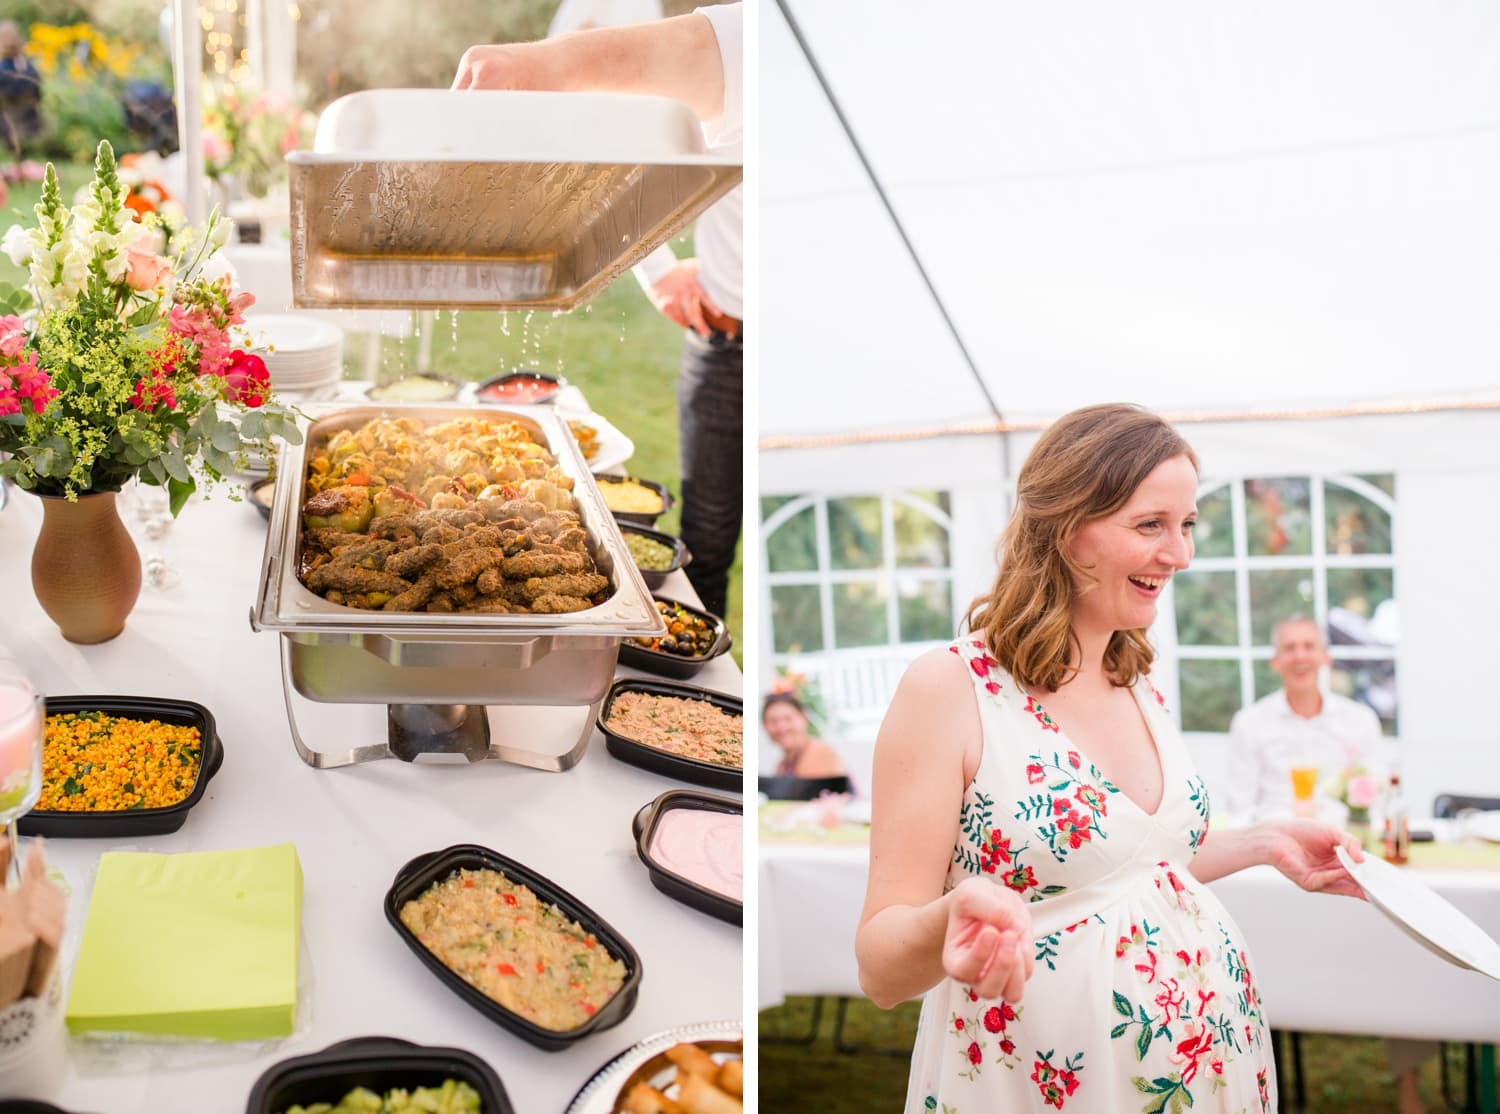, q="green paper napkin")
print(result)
[65,842,302,1040]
